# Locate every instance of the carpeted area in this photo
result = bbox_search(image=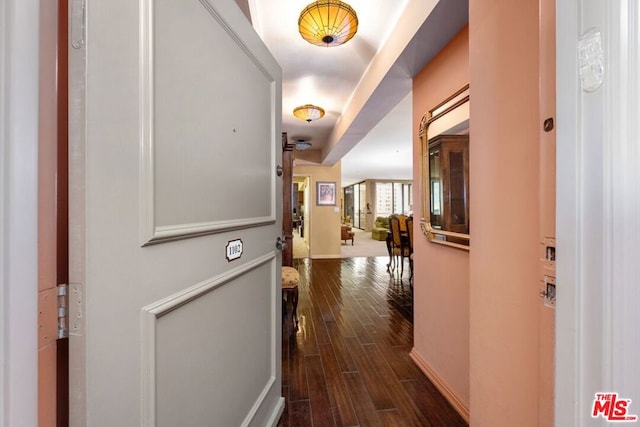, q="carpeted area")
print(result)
[293,227,389,259]
[292,230,309,259]
[340,227,389,258]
